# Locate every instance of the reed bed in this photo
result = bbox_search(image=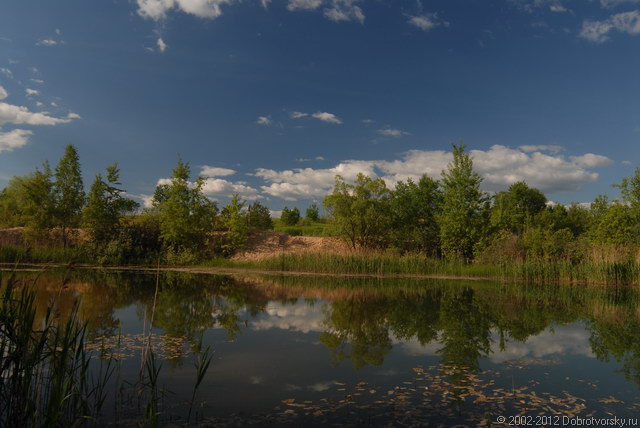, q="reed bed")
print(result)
[209,252,640,285]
